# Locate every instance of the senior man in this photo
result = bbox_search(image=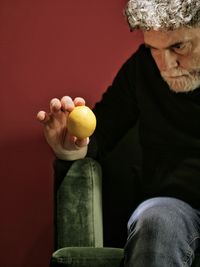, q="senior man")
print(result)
[38,0,200,266]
